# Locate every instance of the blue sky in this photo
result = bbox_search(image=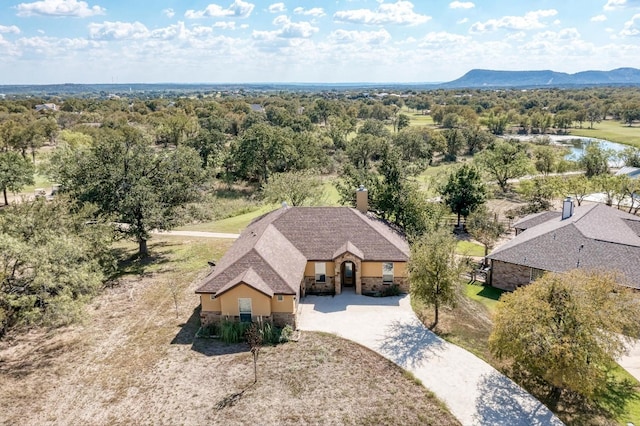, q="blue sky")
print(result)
[1,0,640,84]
